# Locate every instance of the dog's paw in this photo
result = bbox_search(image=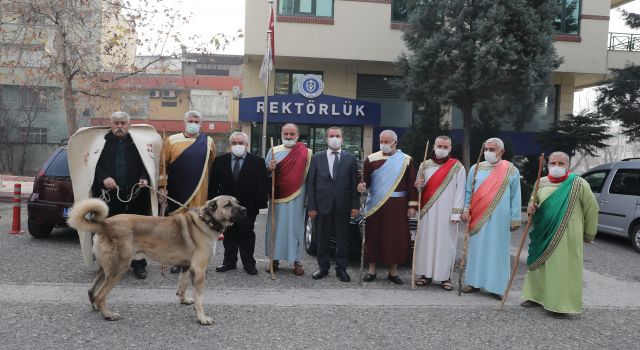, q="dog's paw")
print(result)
[91,303,99,311]
[180,298,194,305]
[198,316,214,325]
[103,312,121,321]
